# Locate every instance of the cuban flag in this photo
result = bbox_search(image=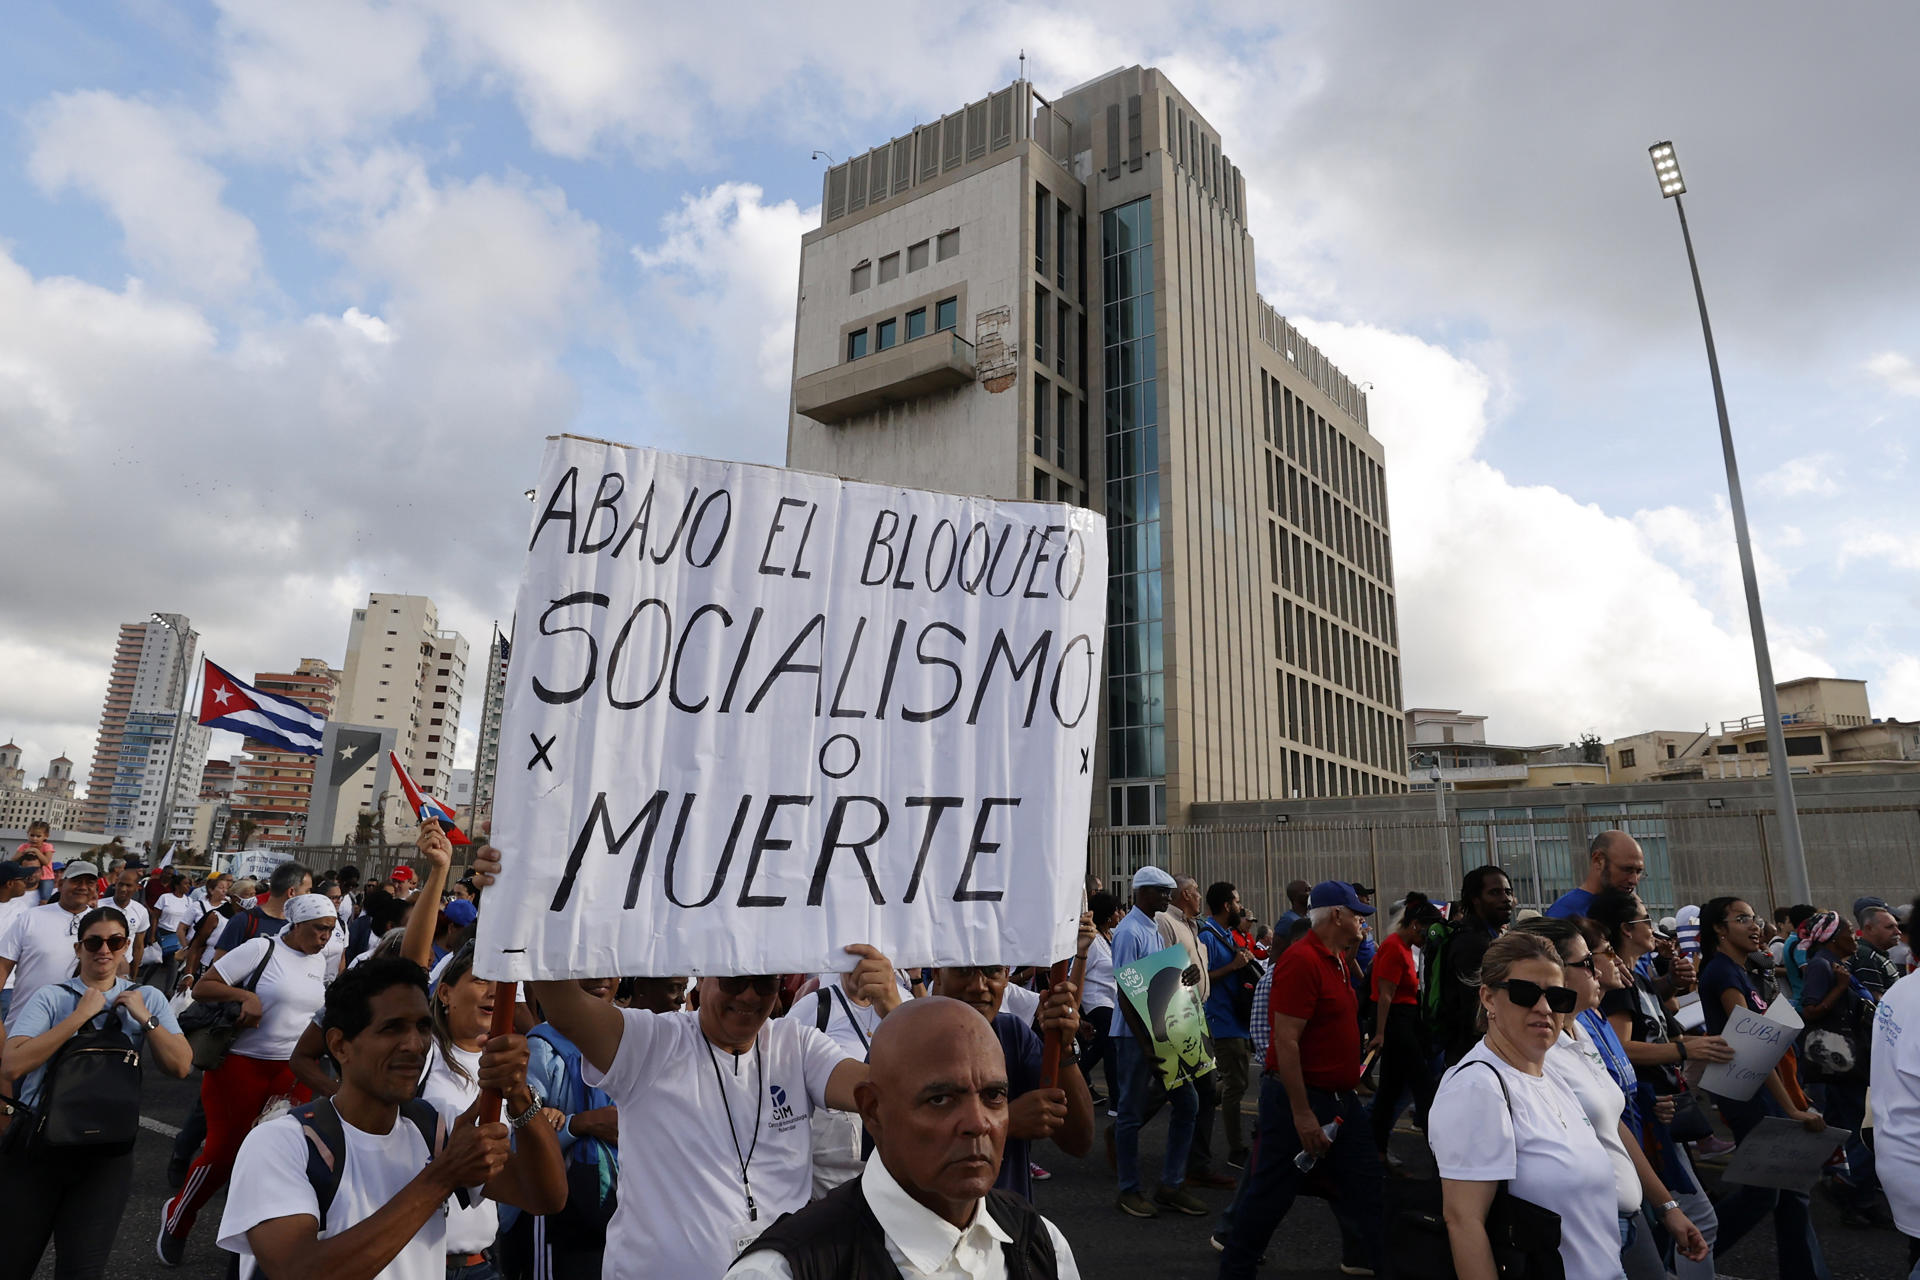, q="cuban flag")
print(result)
[198,660,325,755]
[390,752,471,844]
